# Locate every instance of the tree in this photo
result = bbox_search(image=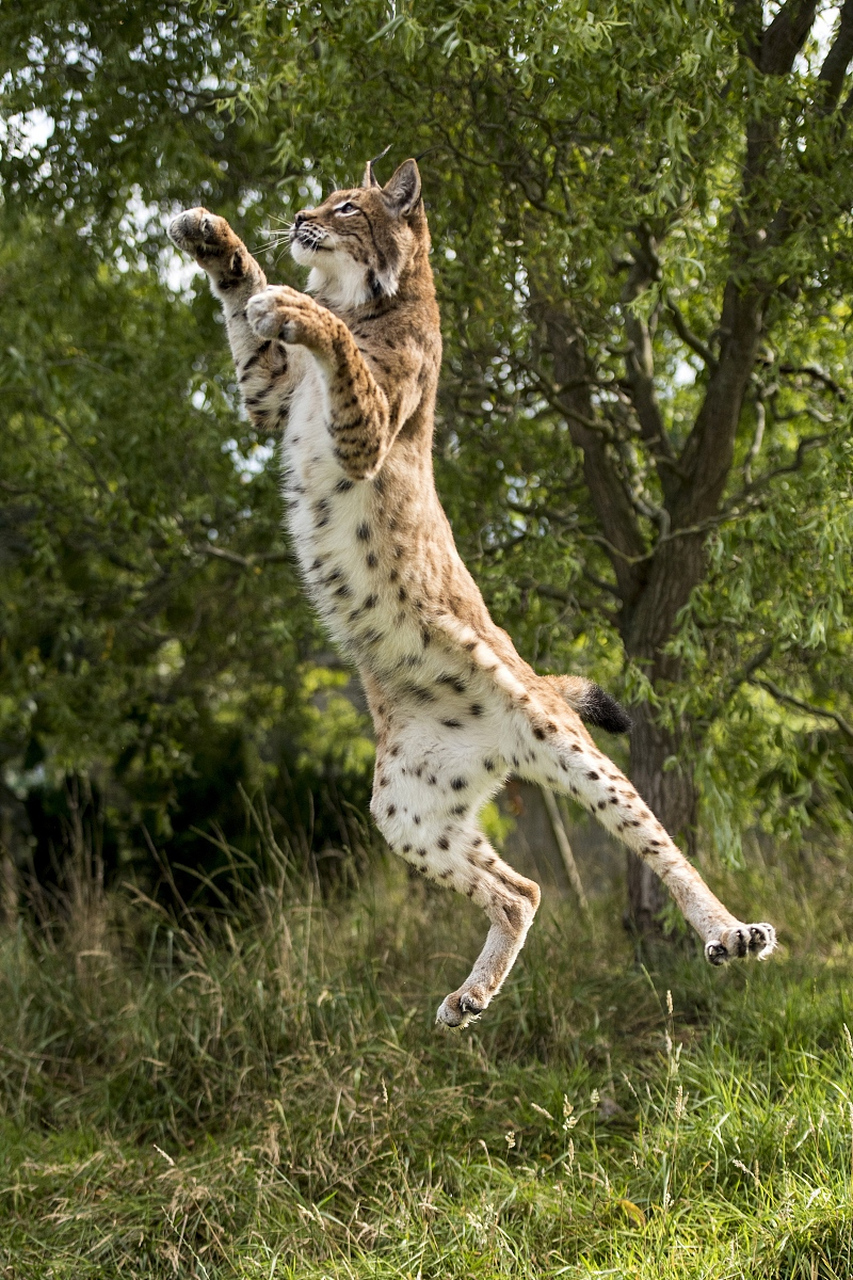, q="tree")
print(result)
[0,4,373,889]
[240,0,853,927]
[2,1,852,926]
